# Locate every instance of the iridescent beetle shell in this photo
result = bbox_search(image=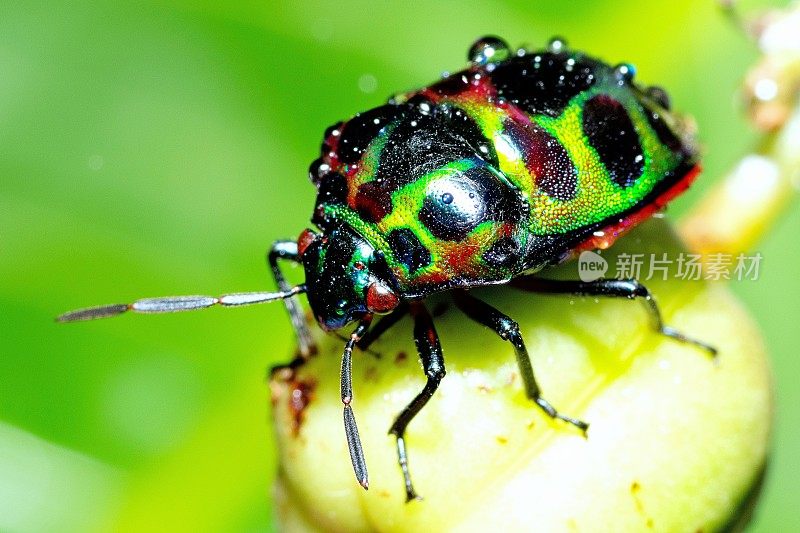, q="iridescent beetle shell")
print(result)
[305,38,698,304]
